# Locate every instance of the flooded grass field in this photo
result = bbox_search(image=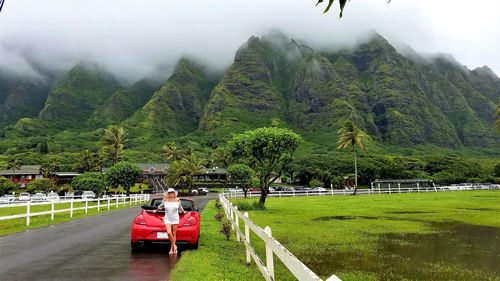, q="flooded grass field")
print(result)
[237,191,500,281]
